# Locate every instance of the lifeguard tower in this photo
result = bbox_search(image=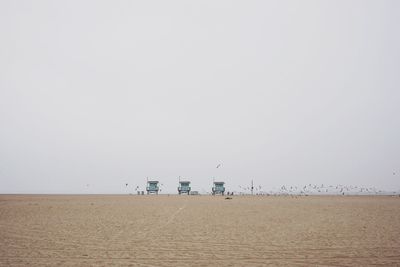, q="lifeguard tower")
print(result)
[212,181,225,195]
[178,181,191,195]
[146,180,159,194]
